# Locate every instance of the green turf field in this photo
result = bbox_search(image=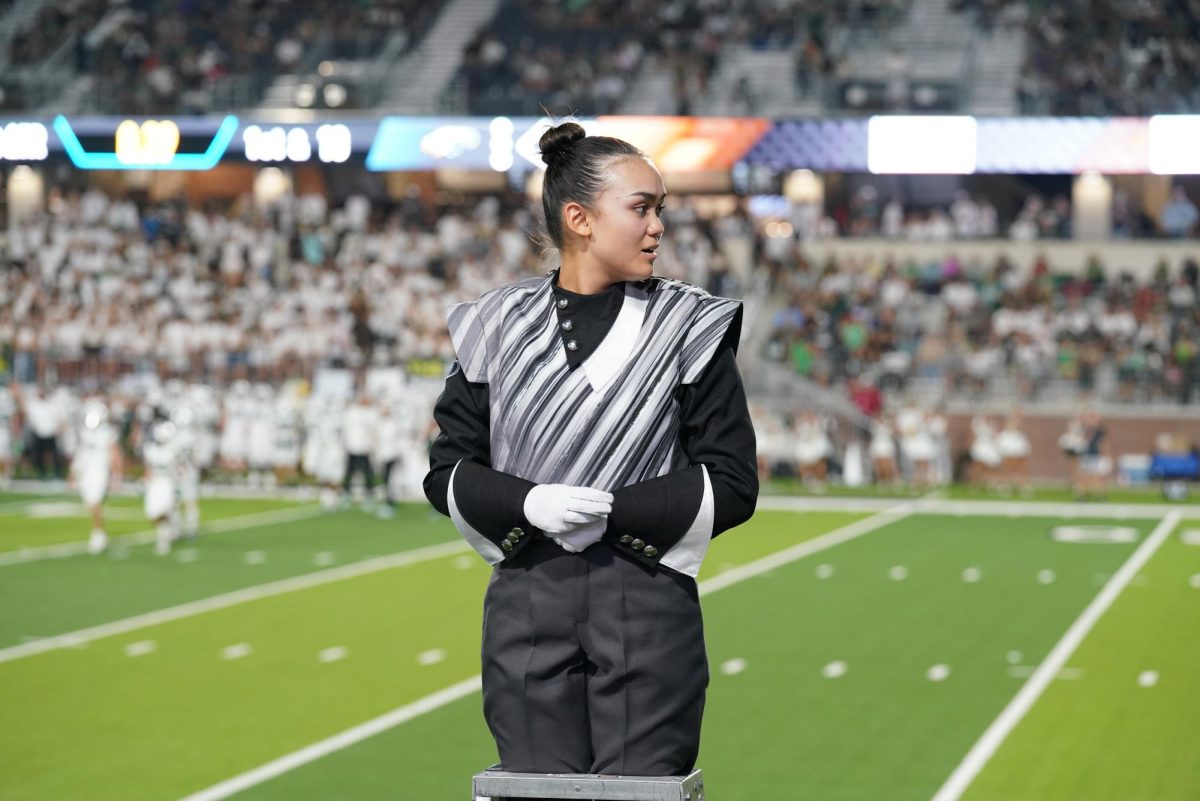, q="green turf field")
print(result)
[1,492,1196,801]
[0,494,306,554]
